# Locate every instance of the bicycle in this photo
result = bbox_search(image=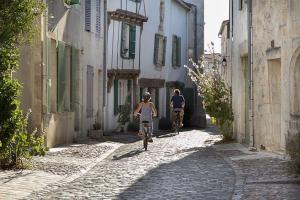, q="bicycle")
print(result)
[135,113,152,151]
[141,120,150,151]
[173,108,182,135]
